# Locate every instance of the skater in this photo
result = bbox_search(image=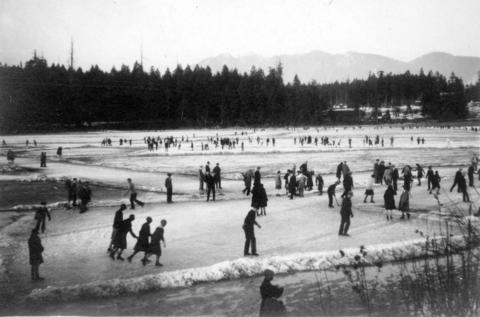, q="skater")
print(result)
[373,159,380,183]
[327,181,341,208]
[416,164,424,186]
[34,202,51,234]
[165,173,173,203]
[110,214,137,261]
[243,208,261,256]
[297,172,306,197]
[198,166,204,191]
[315,173,324,195]
[430,171,441,195]
[242,169,253,196]
[364,174,375,203]
[398,190,411,219]
[383,164,393,186]
[78,181,91,213]
[205,170,215,201]
[341,171,353,198]
[128,217,152,264]
[257,184,268,216]
[6,149,15,163]
[426,166,434,190]
[146,219,167,267]
[28,228,44,281]
[274,171,282,196]
[213,163,222,189]
[254,166,262,186]
[56,146,63,157]
[450,170,469,202]
[467,164,475,187]
[403,166,413,192]
[288,171,297,199]
[259,269,287,317]
[383,185,396,220]
[336,161,343,180]
[339,191,353,236]
[40,152,47,167]
[108,204,127,253]
[126,178,144,209]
